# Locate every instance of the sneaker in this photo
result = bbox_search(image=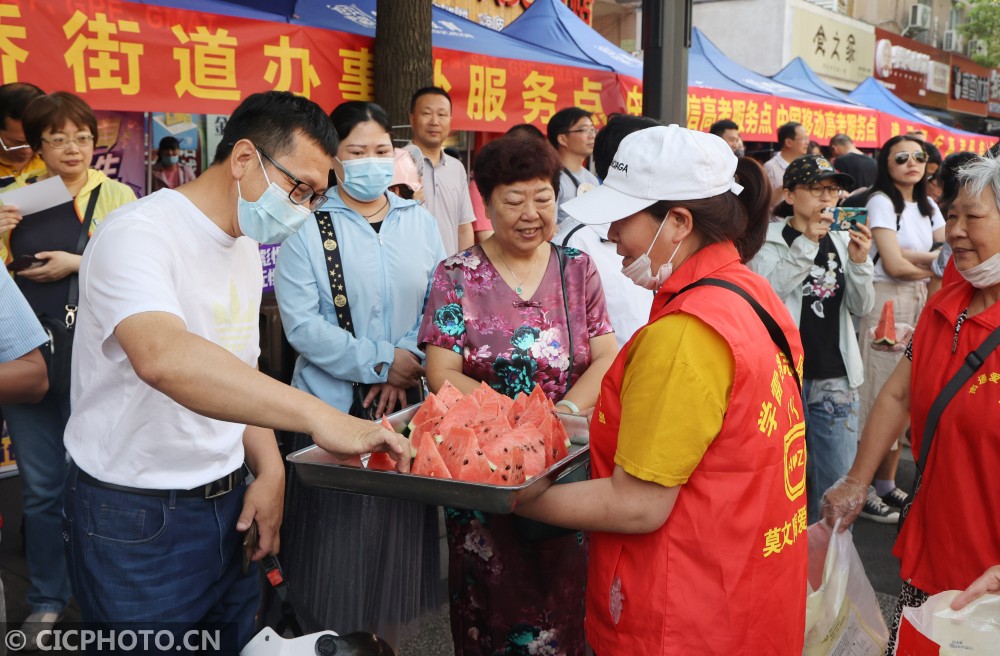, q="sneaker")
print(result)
[859,490,900,524]
[880,487,911,510]
[20,610,64,651]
